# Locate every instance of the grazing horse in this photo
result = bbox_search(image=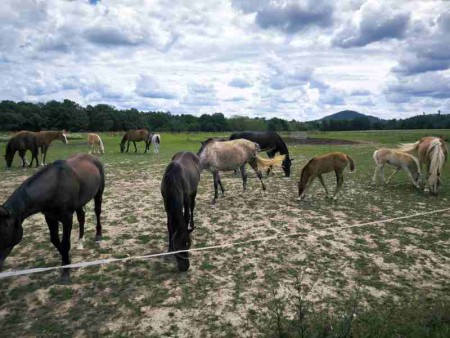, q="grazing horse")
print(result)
[34,130,68,166]
[161,151,200,272]
[4,132,39,168]
[398,137,448,195]
[87,133,105,154]
[372,148,421,188]
[0,154,105,282]
[120,129,150,153]
[298,152,355,201]
[198,138,285,204]
[229,131,293,177]
[148,133,161,154]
